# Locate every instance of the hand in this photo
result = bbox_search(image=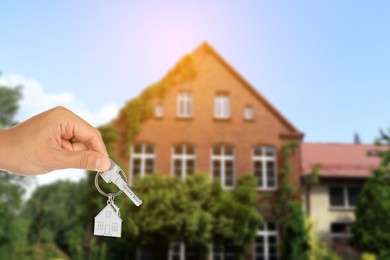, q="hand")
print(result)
[0,106,111,176]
